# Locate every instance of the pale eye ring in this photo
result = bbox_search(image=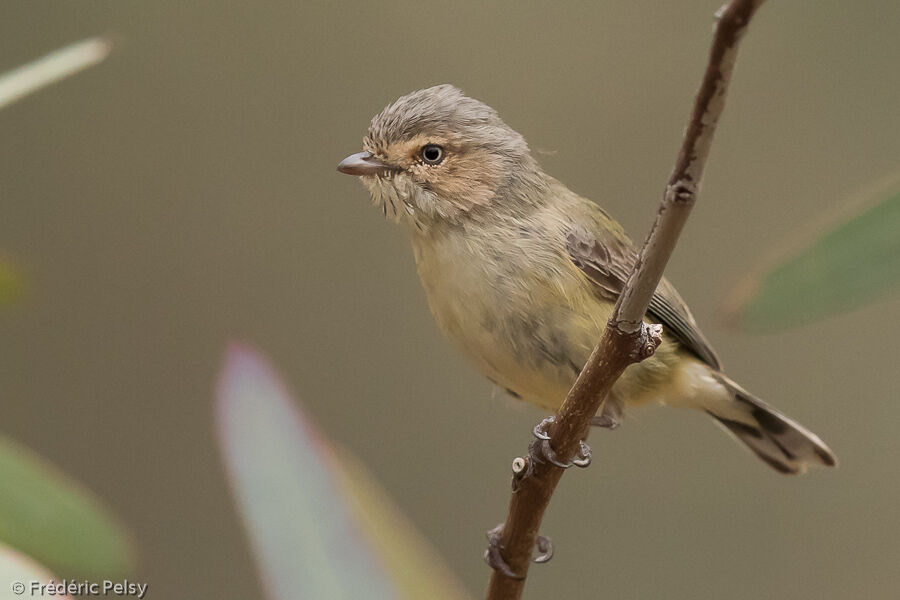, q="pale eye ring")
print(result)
[421,144,444,165]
